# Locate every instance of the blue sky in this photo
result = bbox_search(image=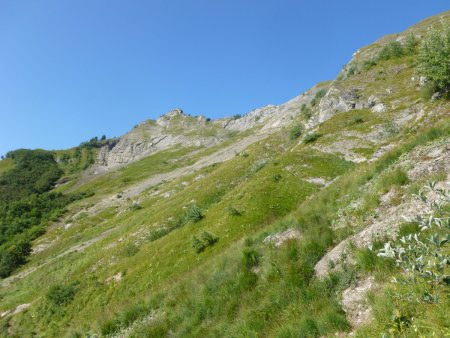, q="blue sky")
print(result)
[0,1,448,156]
